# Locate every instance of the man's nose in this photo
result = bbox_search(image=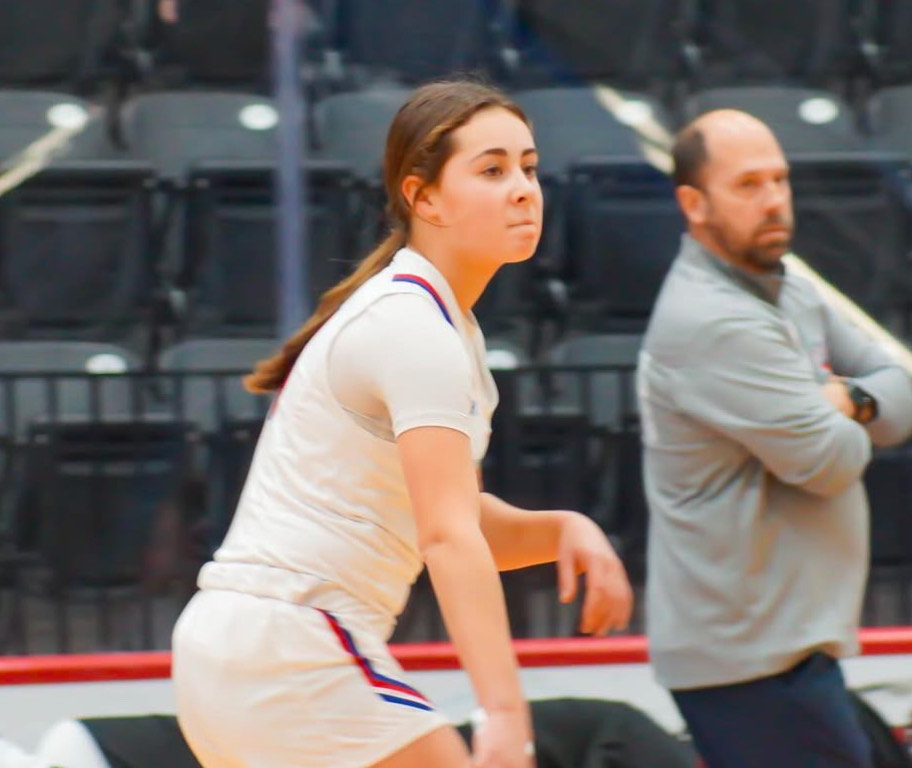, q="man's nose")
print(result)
[763,180,789,212]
